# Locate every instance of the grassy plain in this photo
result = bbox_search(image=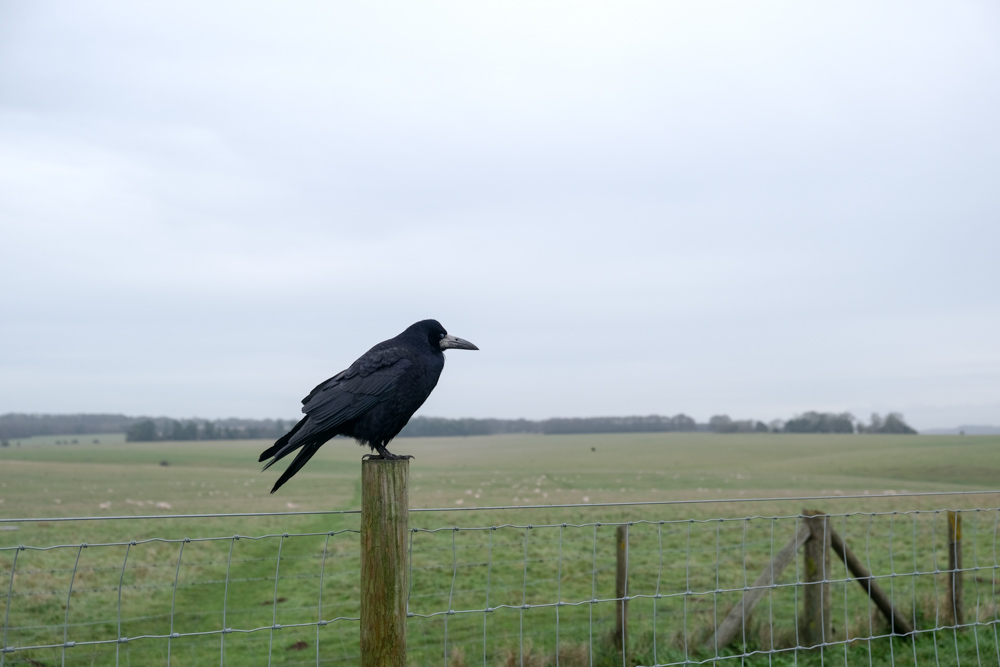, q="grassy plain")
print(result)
[1,432,998,666]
